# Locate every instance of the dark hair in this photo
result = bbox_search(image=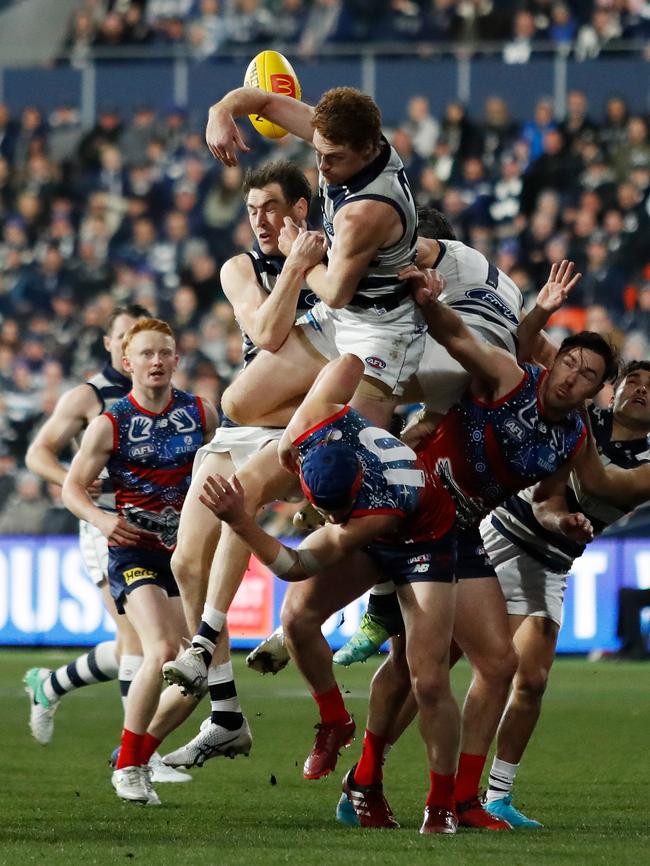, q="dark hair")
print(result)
[106,303,152,335]
[312,87,382,153]
[618,359,650,384]
[417,207,457,241]
[556,331,619,386]
[242,160,311,207]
